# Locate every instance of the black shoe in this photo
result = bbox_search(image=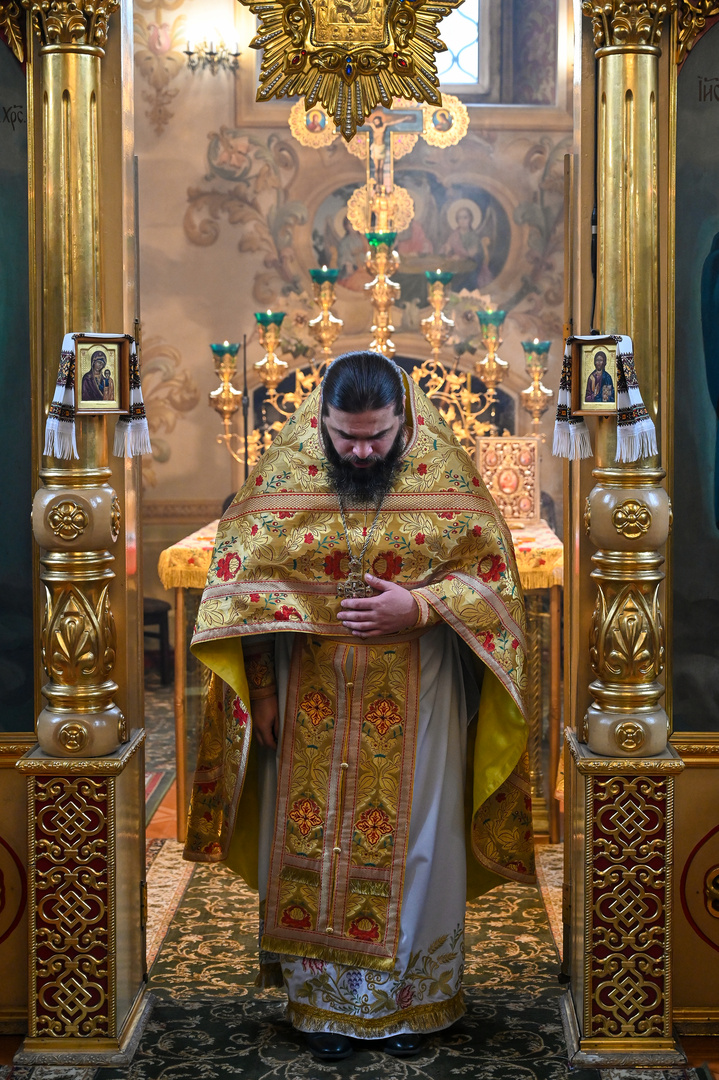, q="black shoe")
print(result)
[305,1032,354,1061]
[381,1033,425,1057]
